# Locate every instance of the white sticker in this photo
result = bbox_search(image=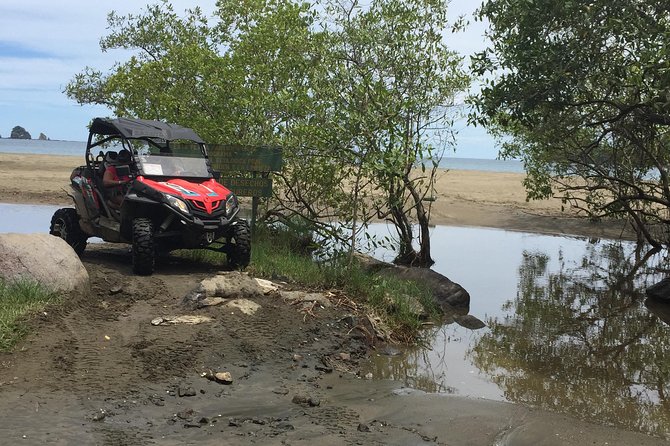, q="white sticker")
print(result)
[143,163,164,175]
